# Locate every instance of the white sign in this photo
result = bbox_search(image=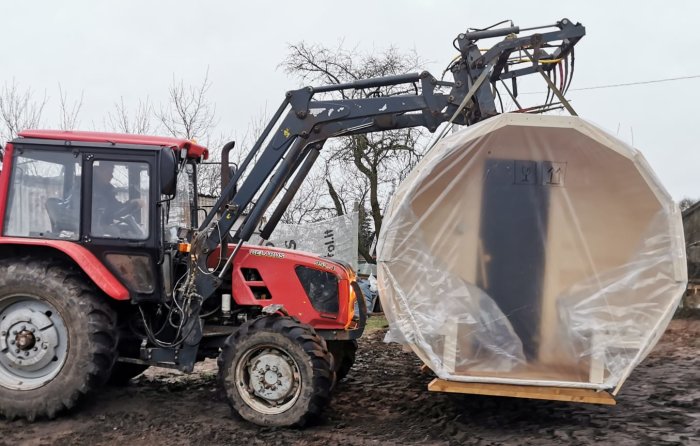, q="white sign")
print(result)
[254,213,359,270]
